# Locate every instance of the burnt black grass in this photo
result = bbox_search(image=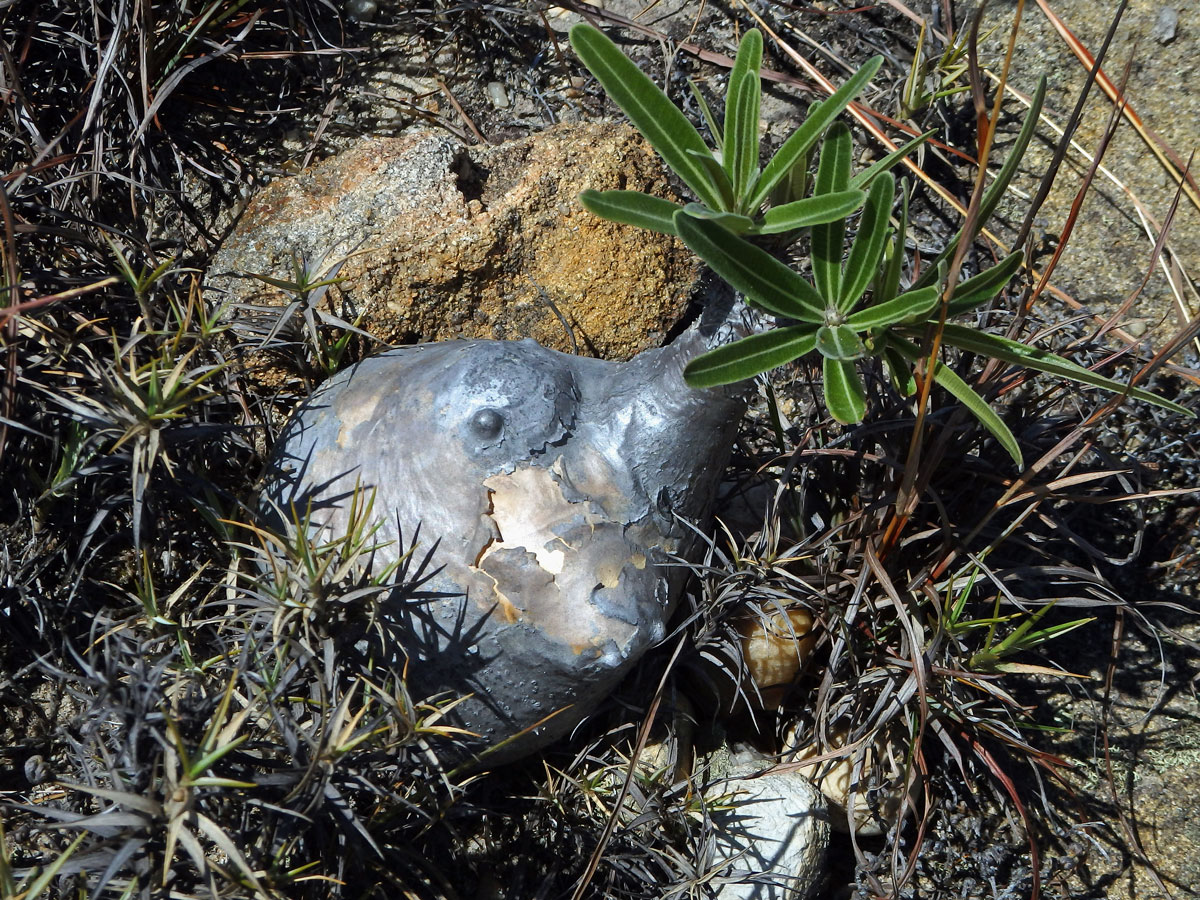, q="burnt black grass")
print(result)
[2,1,1198,898]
